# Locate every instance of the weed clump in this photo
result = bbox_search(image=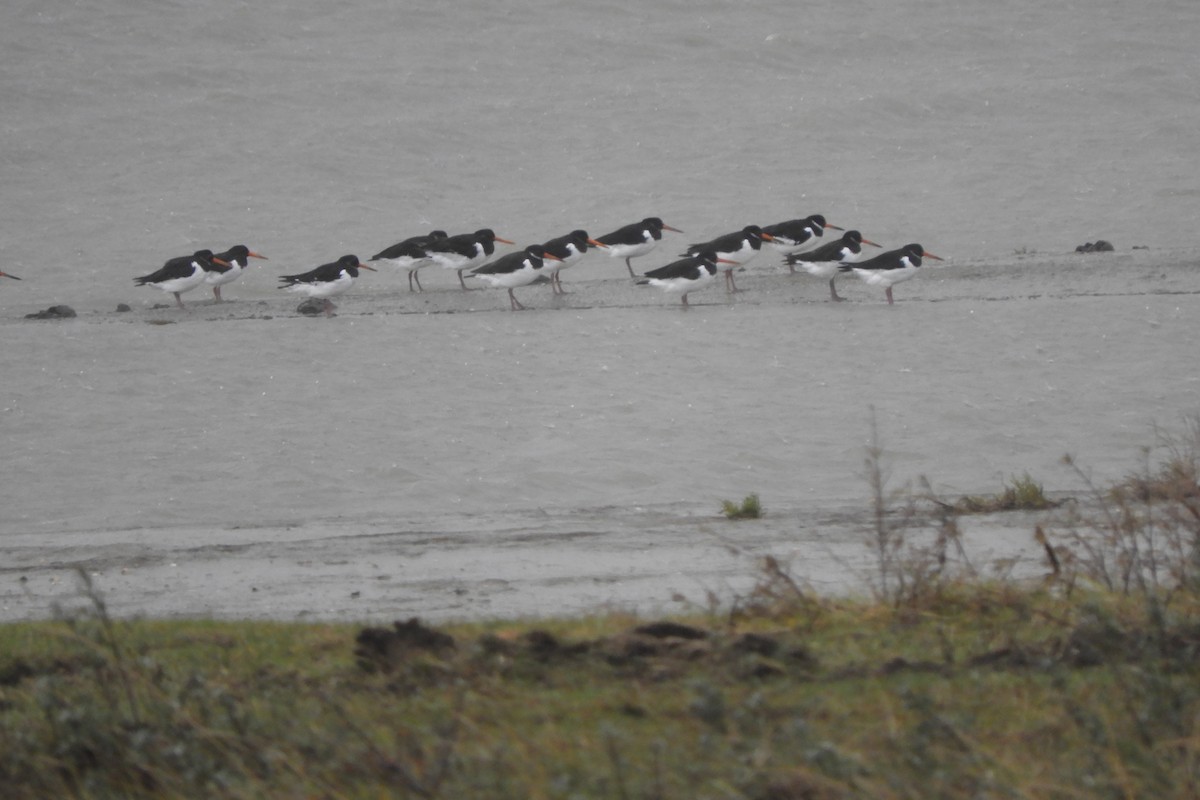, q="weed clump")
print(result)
[721,493,762,519]
[954,473,1058,513]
